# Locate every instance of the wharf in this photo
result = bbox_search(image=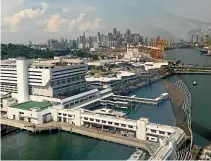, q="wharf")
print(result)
[111,93,169,106]
[100,100,135,109]
[0,118,158,154]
